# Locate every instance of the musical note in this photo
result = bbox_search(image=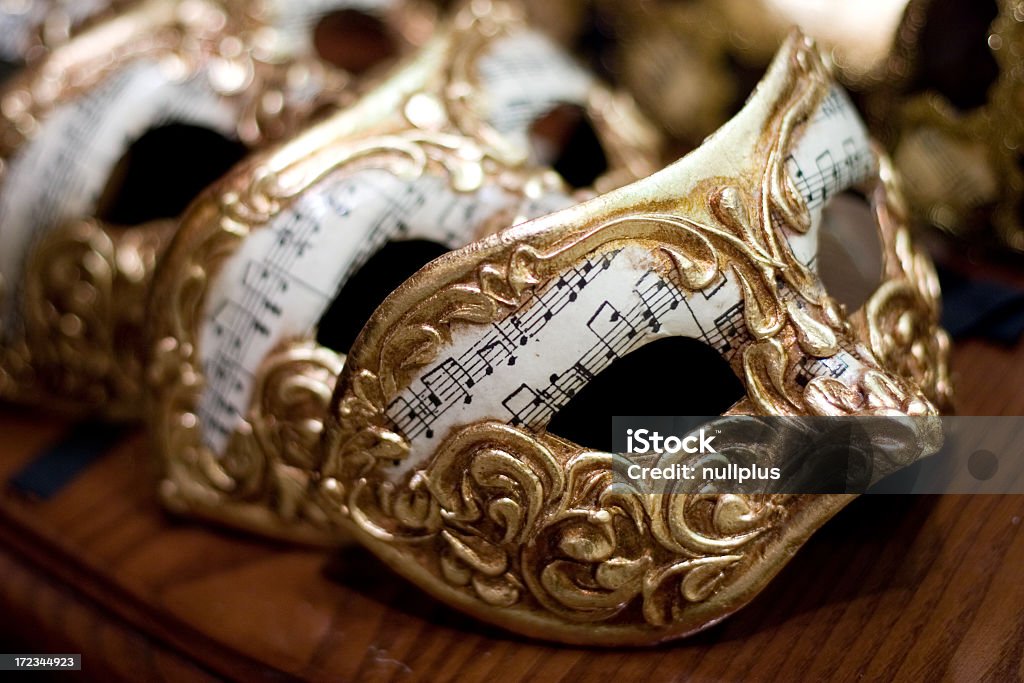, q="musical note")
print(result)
[383,83,879,472]
[0,59,237,342]
[476,31,595,138]
[197,166,570,453]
